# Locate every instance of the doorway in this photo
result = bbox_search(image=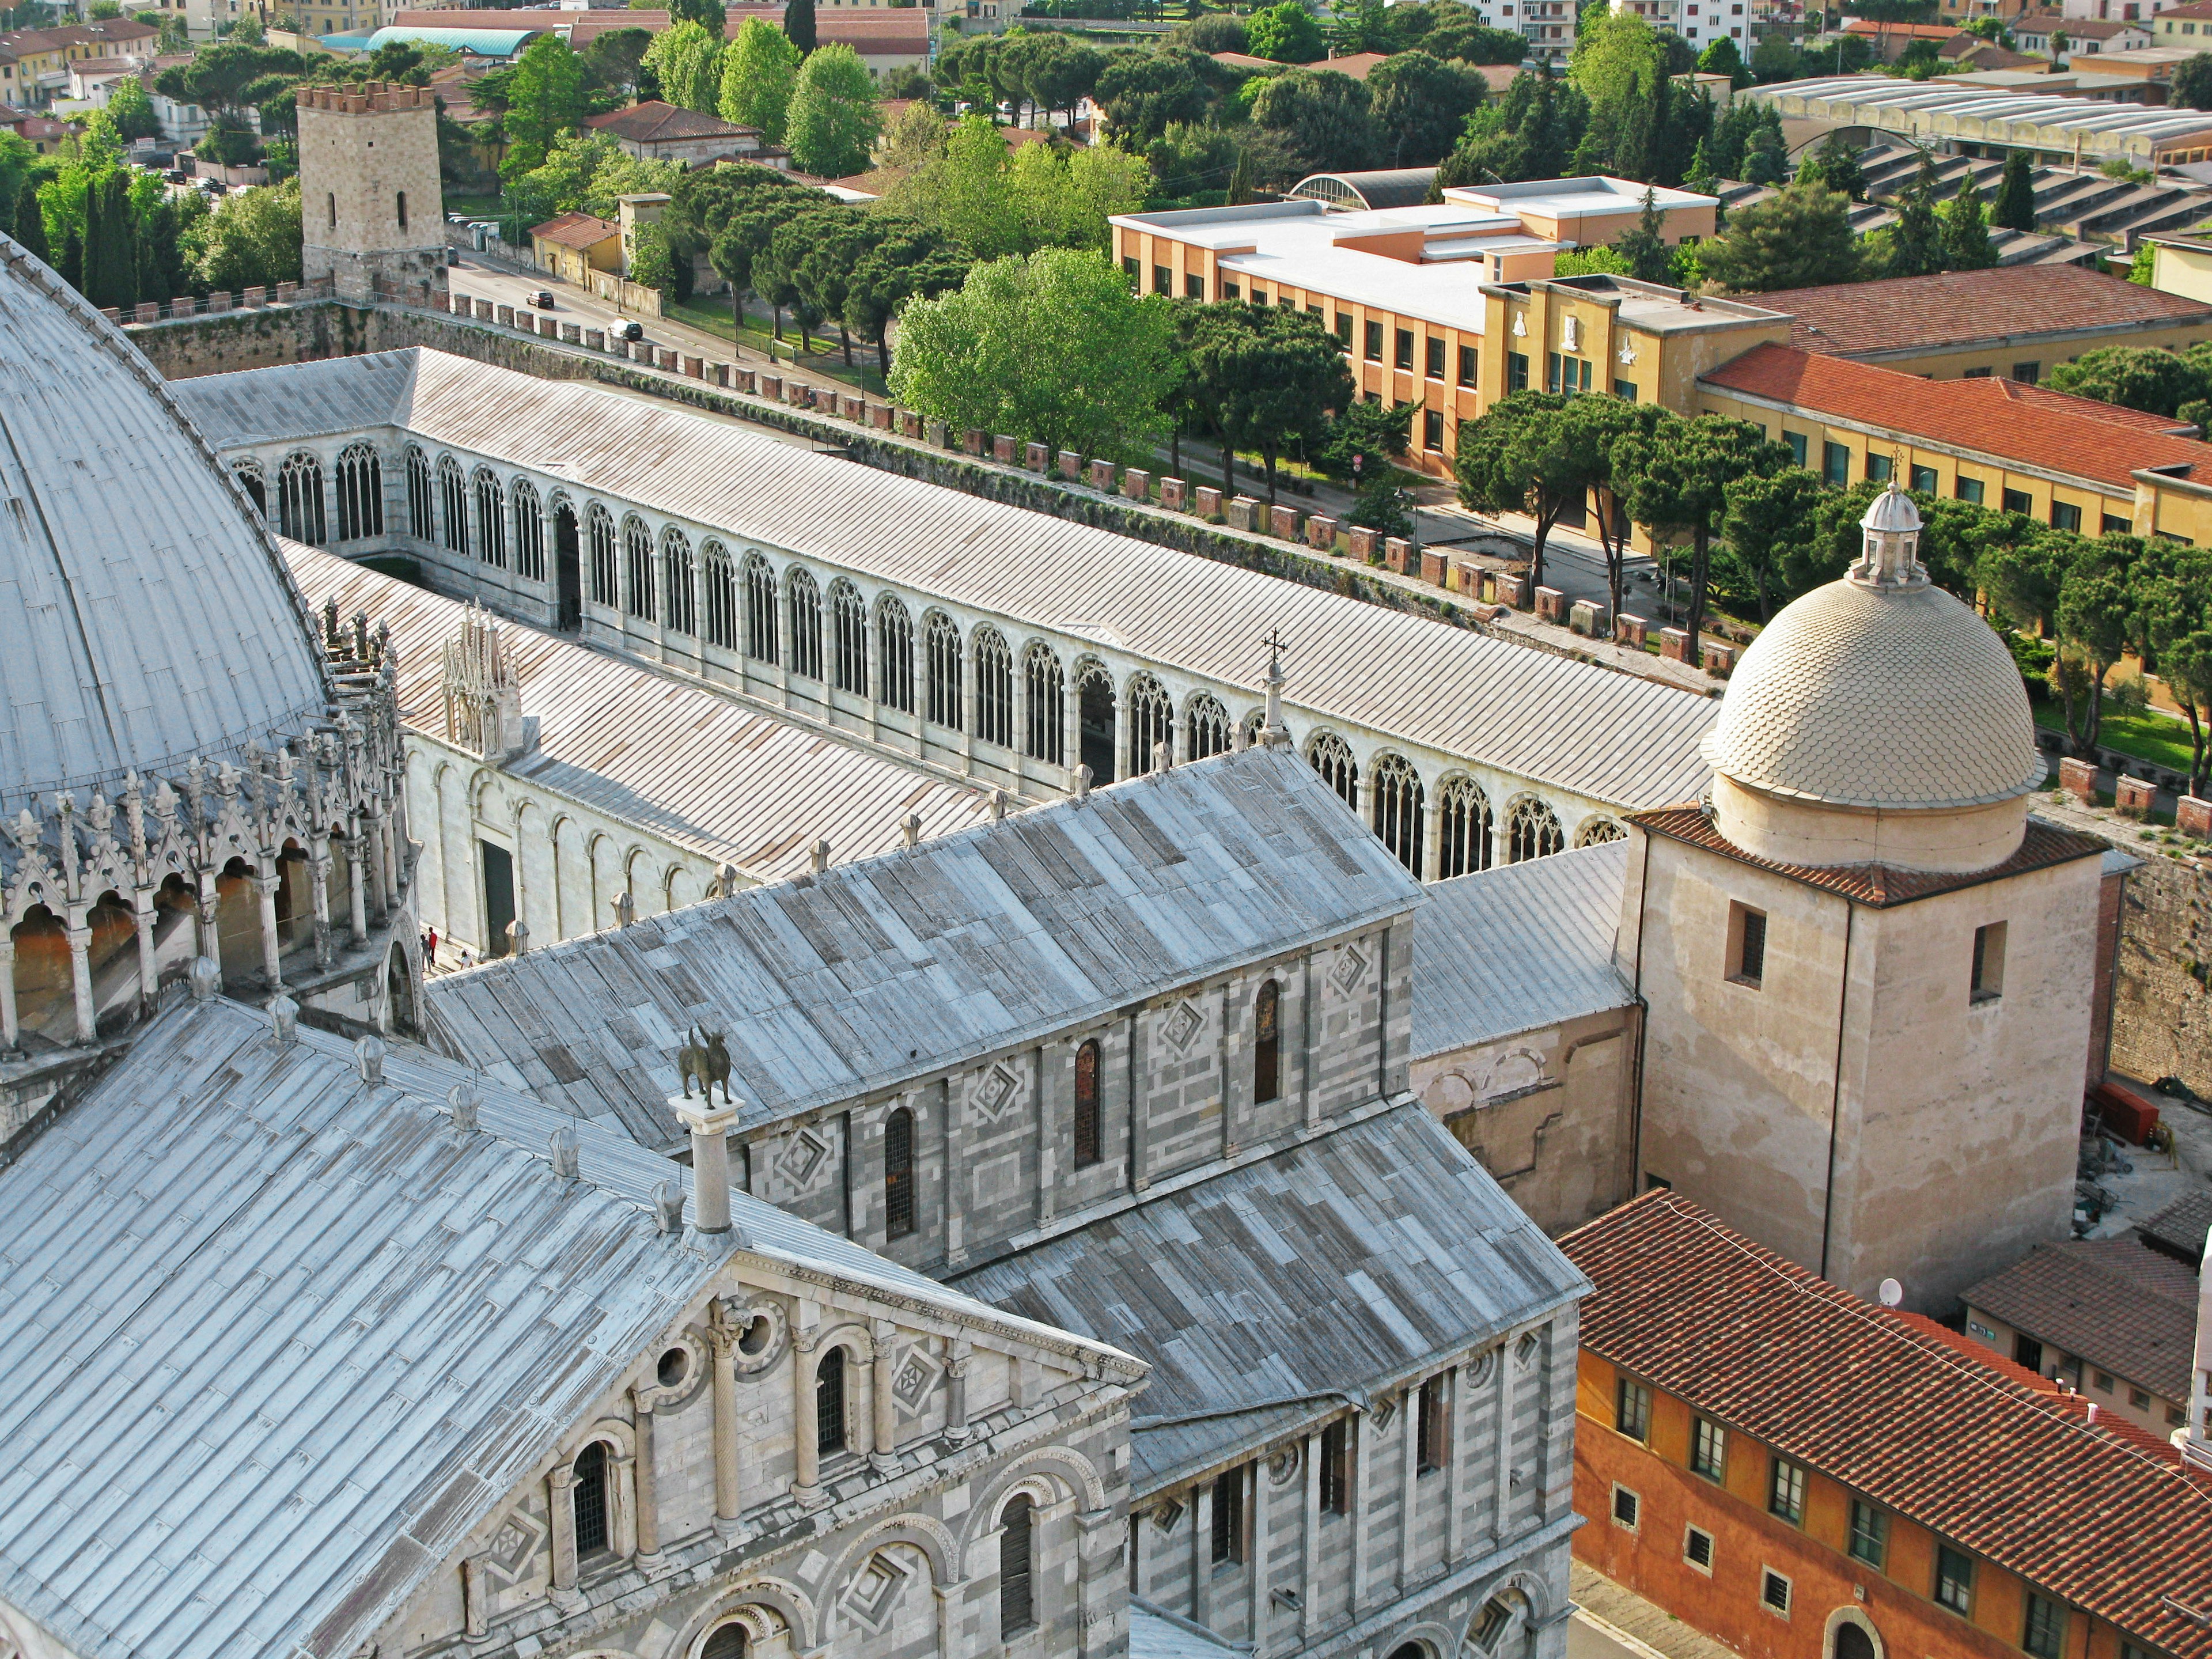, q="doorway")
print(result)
[480,840,516,957]
[1834,1623,1878,1659]
[554,503,582,632]
[1078,668,1115,786]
